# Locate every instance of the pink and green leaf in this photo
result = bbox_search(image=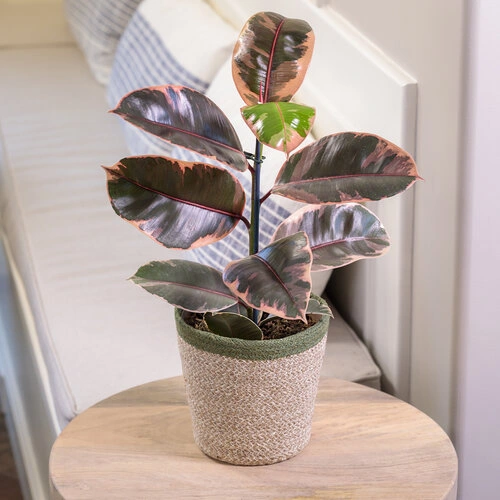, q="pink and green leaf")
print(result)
[104,156,245,250]
[111,86,248,171]
[222,232,312,321]
[129,260,238,312]
[232,11,314,105]
[204,312,264,340]
[272,132,421,203]
[306,297,334,317]
[241,102,315,154]
[272,203,390,271]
